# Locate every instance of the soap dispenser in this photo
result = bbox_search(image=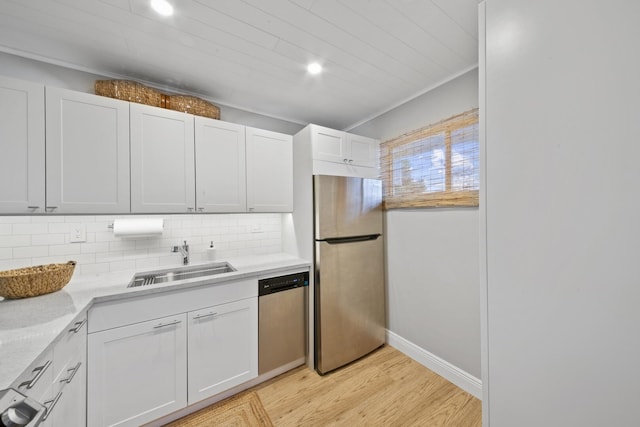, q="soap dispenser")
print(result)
[206,241,216,261]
